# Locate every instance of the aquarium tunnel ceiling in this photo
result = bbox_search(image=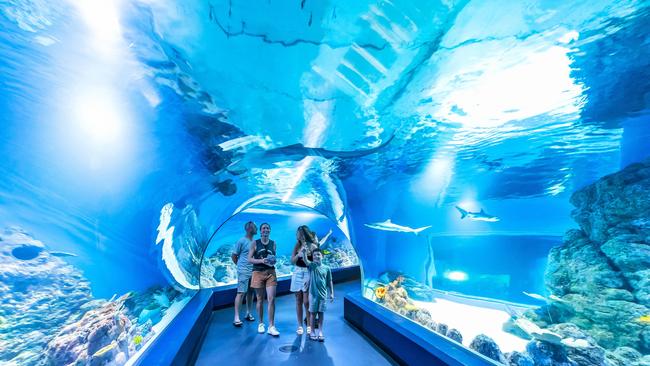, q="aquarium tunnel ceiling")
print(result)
[1,0,650,363]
